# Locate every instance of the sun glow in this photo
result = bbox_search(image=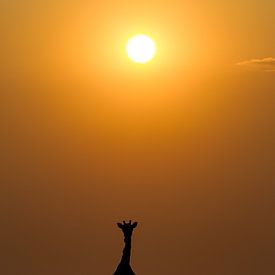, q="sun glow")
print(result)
[126,35,156,64]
